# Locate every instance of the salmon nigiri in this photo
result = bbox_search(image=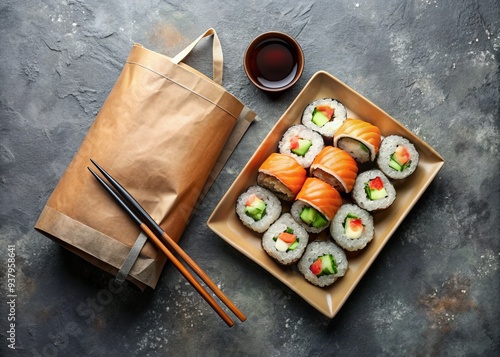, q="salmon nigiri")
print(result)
[257,153,307,201]
[333,118,381,163]
[310,146,358,193]
[291,177,342,233]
